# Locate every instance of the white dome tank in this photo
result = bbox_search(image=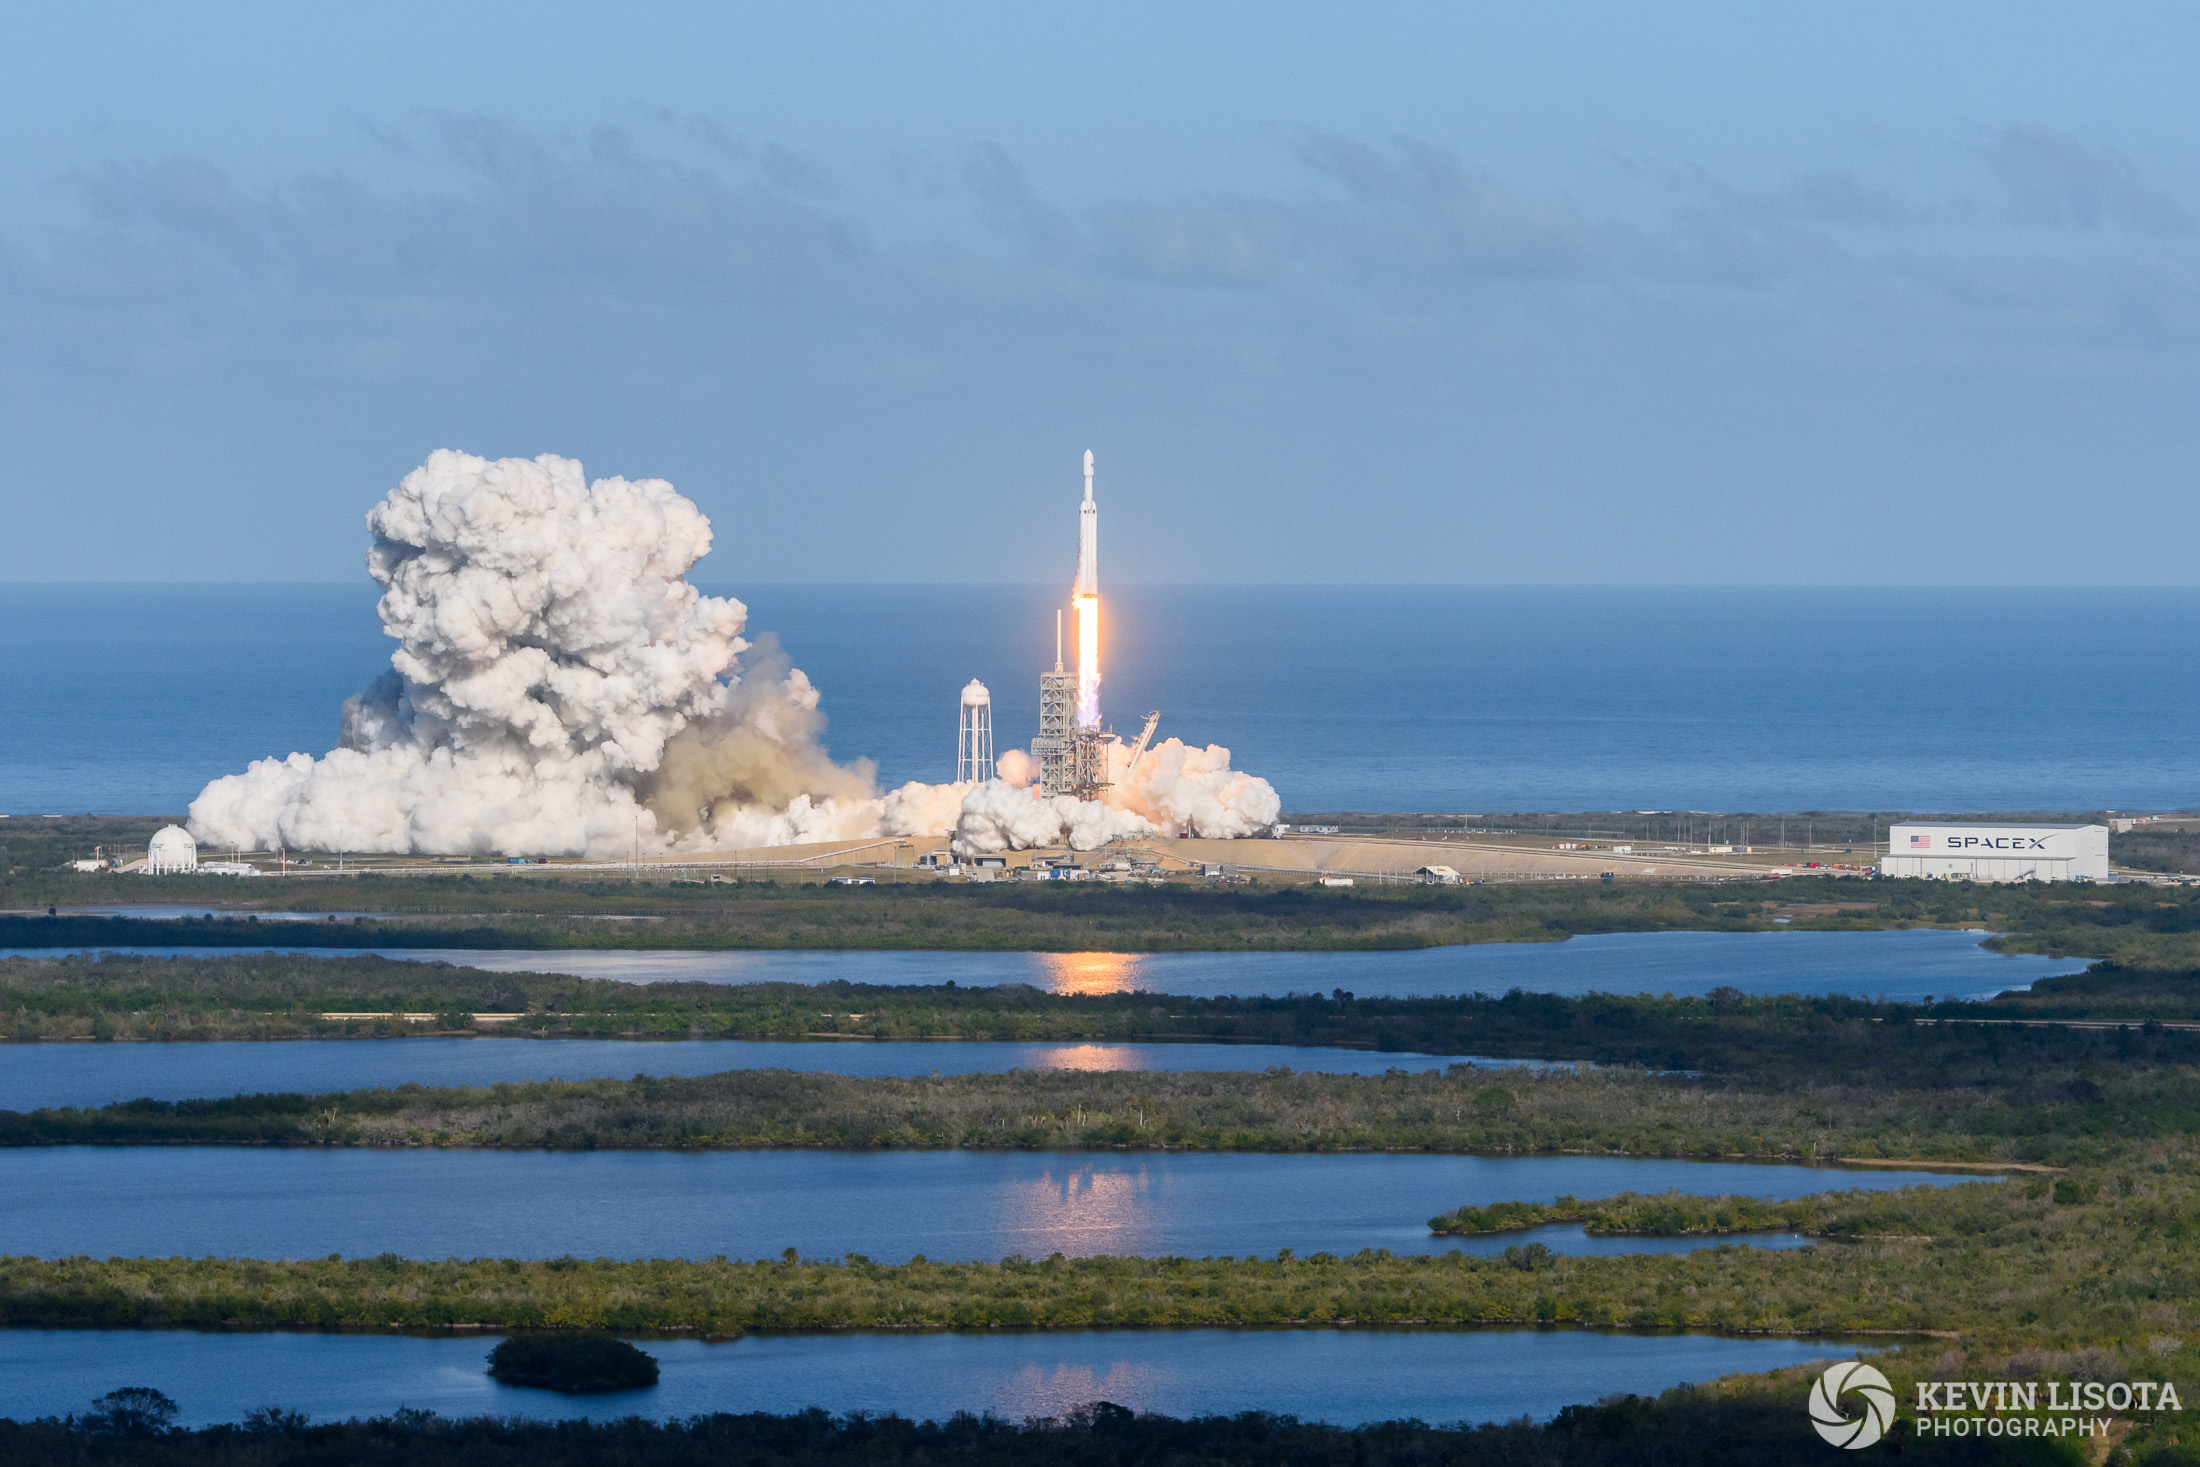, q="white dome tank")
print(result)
[147,825,199,875]
[960,679,991,707]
